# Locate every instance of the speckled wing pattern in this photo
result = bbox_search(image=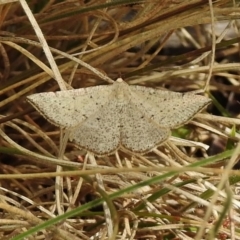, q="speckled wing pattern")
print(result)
[26,79,211,156]
[120,101,170,154]
[128,85,211,128]
[27,85,114,128]
[71,100,121,156]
